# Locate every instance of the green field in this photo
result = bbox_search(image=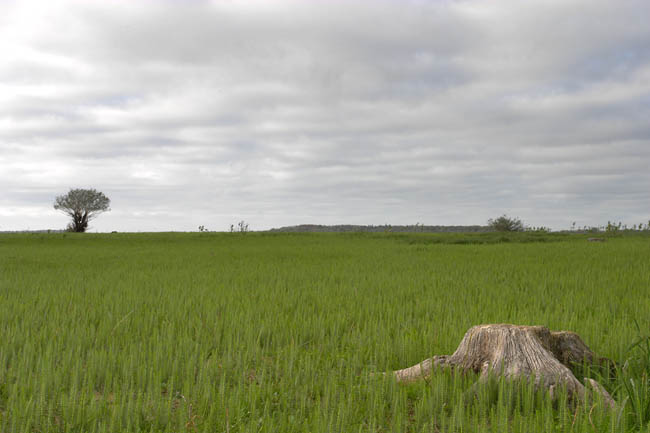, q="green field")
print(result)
[1,232,649,432]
